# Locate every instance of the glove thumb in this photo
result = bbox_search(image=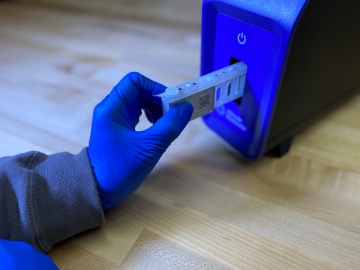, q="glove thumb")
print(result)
[146,102,193,146]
